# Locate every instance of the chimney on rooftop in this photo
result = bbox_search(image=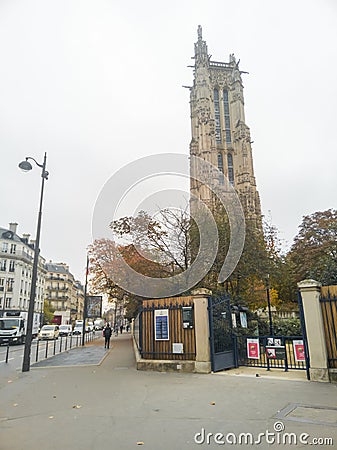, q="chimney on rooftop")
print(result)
[22,233,31,244]
[9,223,18,234]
